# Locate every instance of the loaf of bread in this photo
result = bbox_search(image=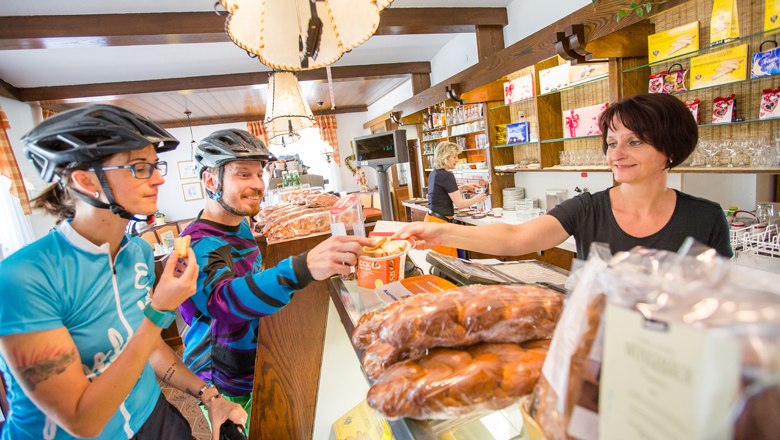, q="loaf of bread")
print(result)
[352,284,563,351]
[367,342,548,419]
[305,192,339,208]
[266,210,331,240]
